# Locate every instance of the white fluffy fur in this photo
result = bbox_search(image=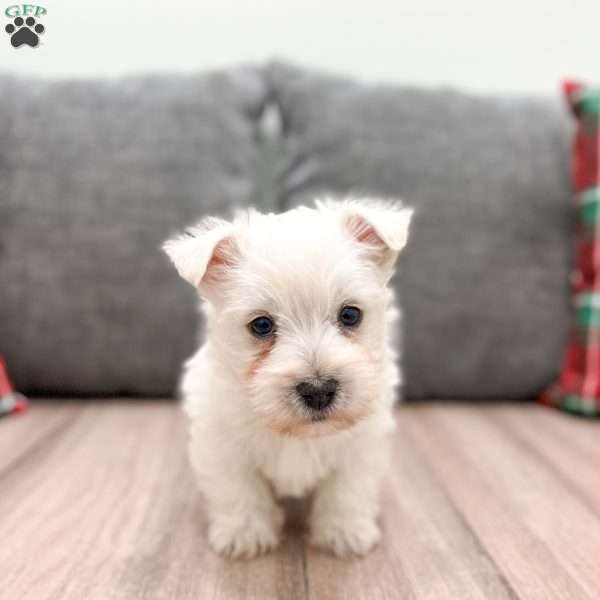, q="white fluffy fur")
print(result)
[163,197,412,559]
